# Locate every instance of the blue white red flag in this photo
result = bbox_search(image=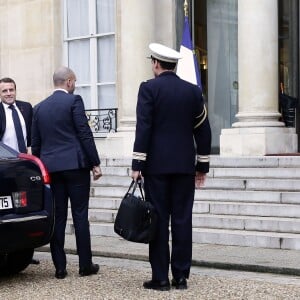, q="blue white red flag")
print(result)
[176,16,202,90]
